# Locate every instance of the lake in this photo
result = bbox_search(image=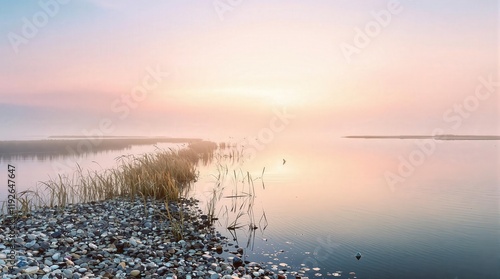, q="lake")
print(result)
[1,137,499,279]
